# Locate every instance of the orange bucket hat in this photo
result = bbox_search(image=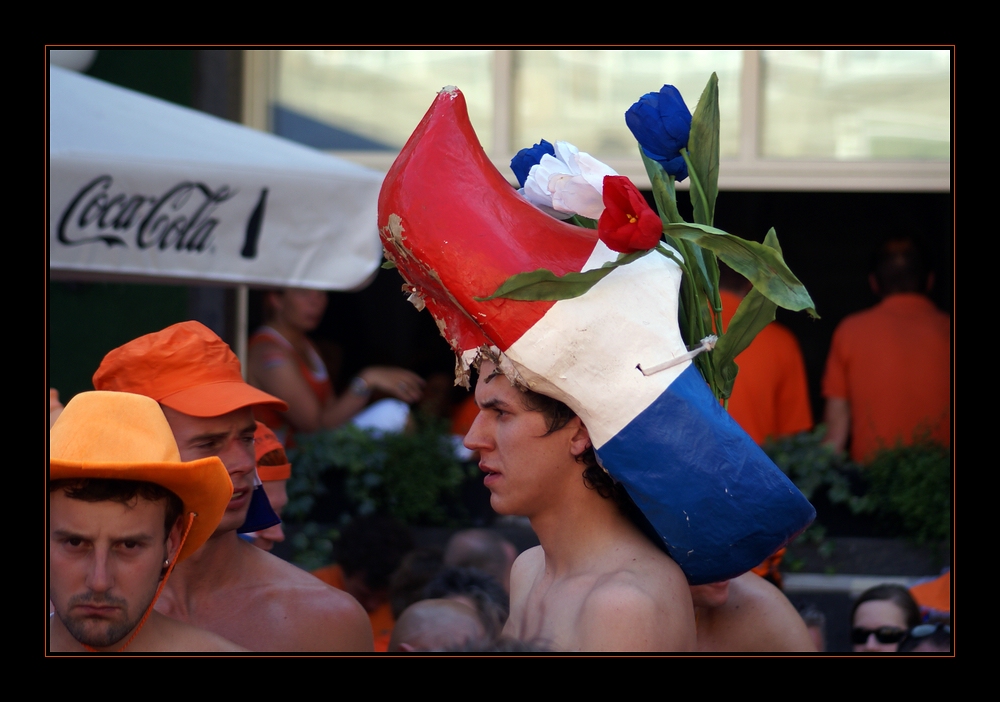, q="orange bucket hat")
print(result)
[254,421,291,482]
[92,321,288,417]
[49,391,233,562]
